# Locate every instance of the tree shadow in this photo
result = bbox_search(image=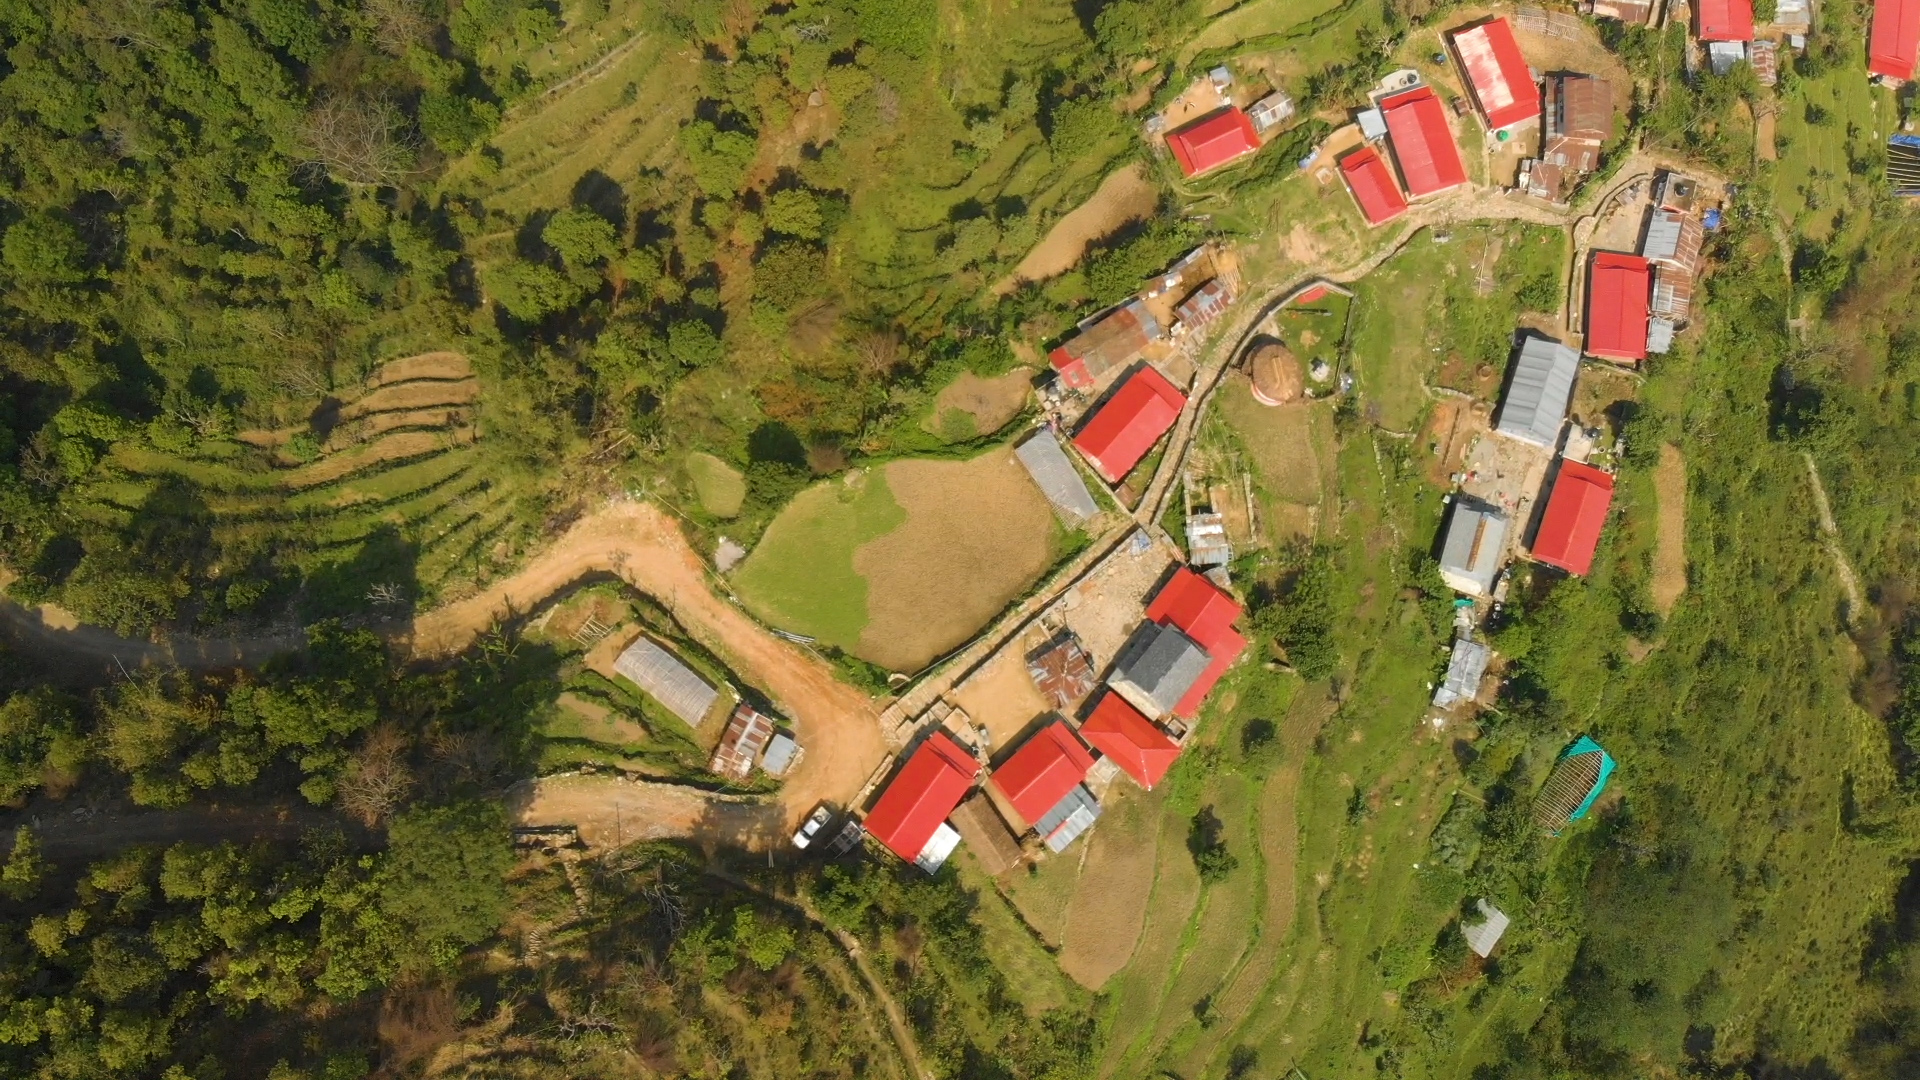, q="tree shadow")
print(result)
[571,170,628,229]
[300,524,422,623]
